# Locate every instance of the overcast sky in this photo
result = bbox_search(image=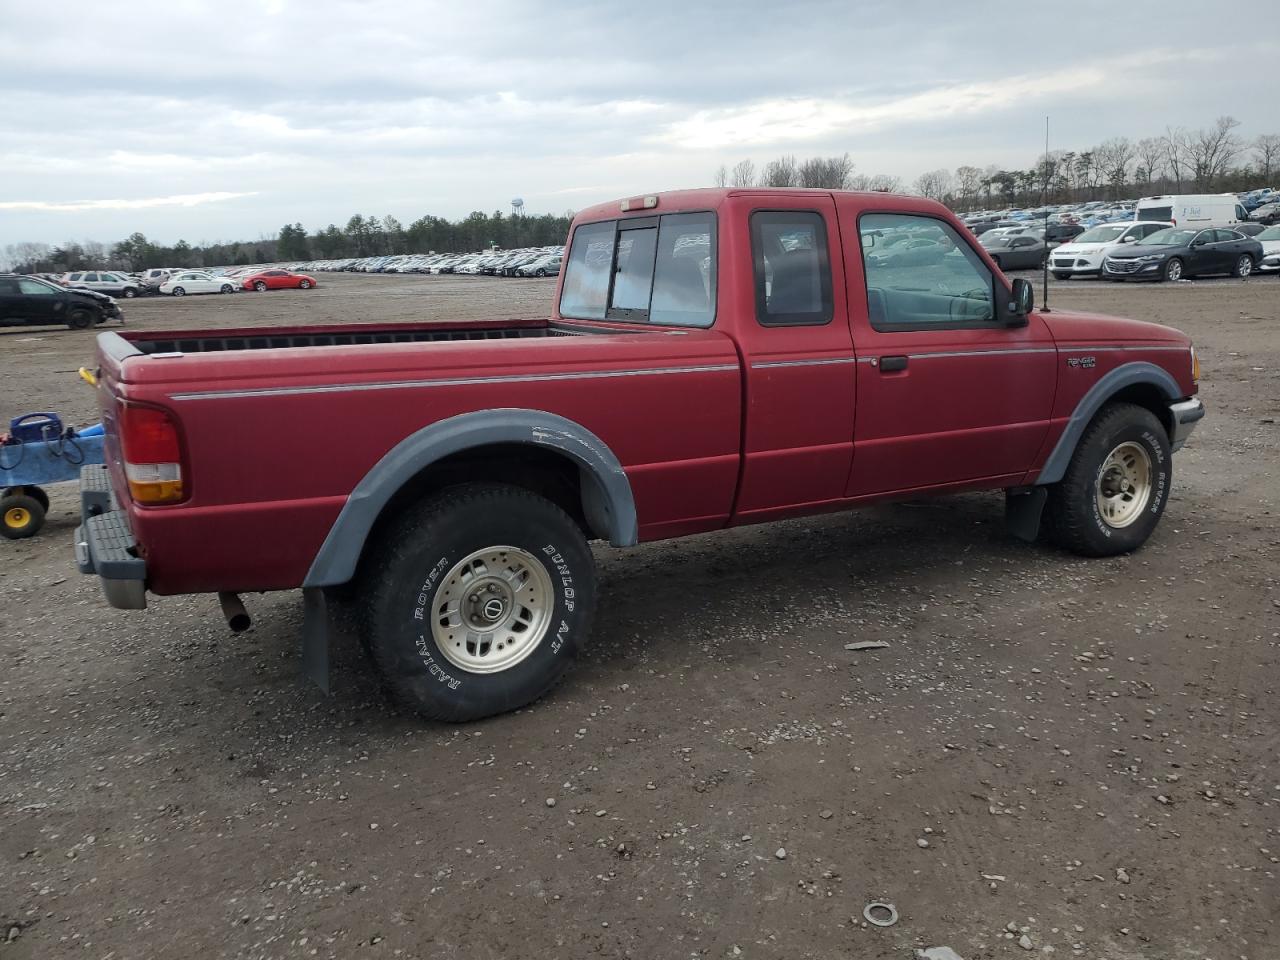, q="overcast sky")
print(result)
[2,0,1277,248]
